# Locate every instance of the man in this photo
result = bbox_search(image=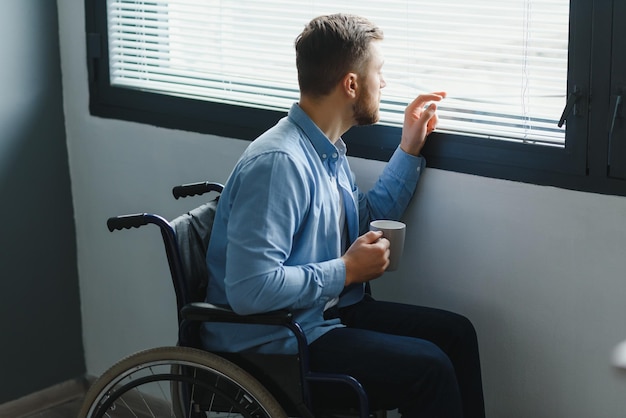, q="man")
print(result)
[202,13,485,417]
